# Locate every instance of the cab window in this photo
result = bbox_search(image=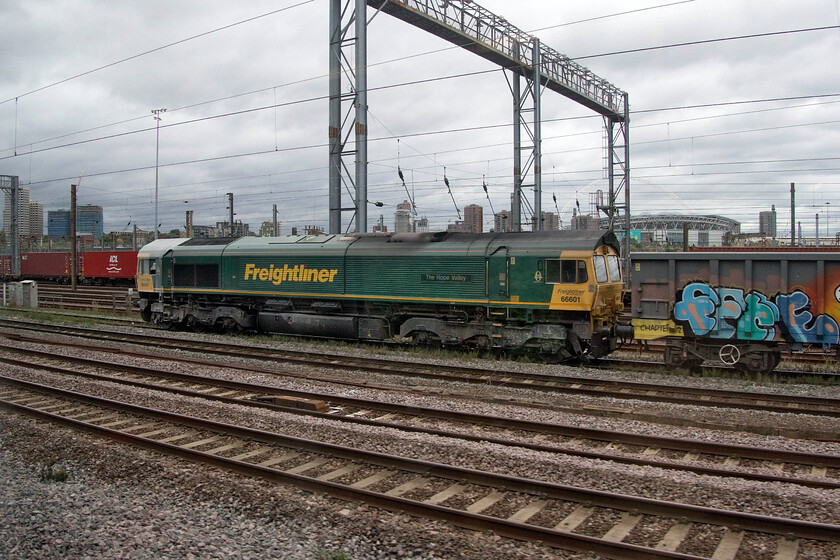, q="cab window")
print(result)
[546,259,588,284]
[607,255,621,282]
[593,256,608,283]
